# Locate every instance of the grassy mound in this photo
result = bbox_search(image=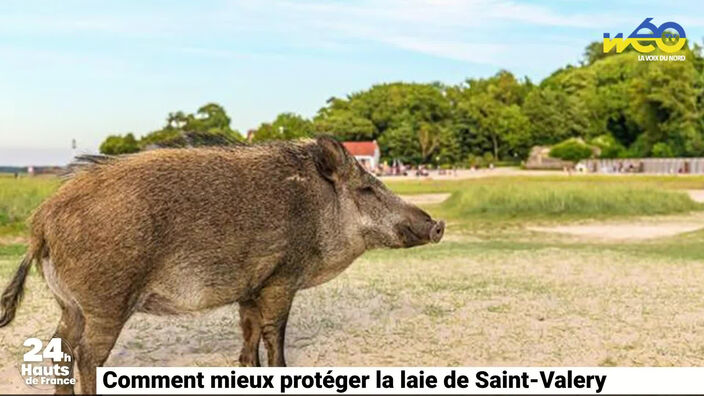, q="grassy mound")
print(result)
[440,183,703,219]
